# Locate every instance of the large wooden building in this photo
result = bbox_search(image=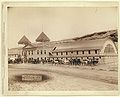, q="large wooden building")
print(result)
[50,38,118,65]
[8,30,118,66]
